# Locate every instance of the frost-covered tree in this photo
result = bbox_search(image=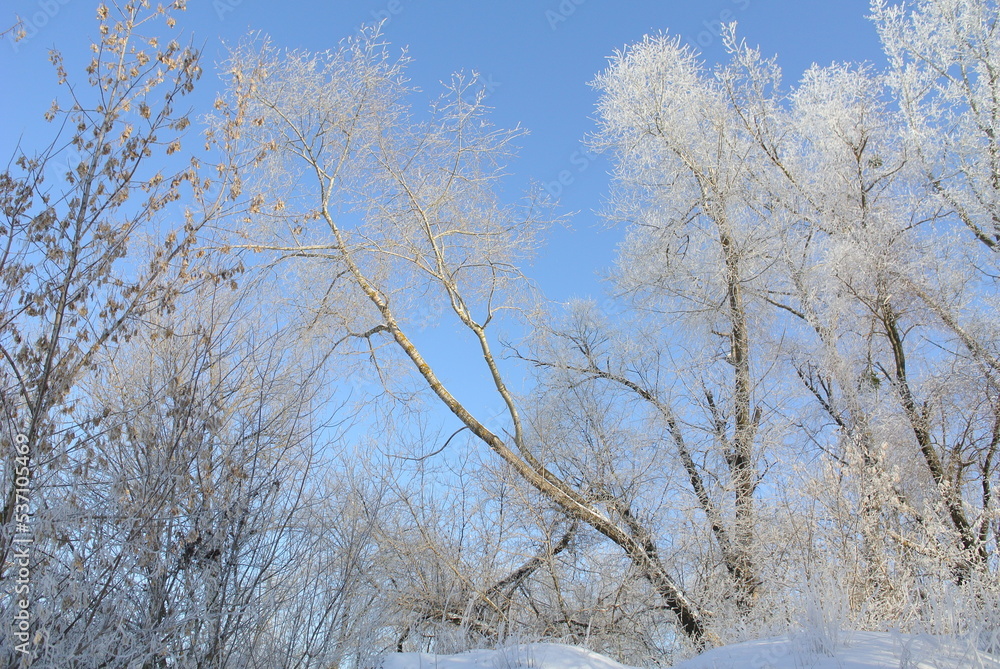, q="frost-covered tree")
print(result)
[0,1,233,662]
[729,7,999,592]
[10,271,387,668]
[582,32,776,617]
[211,29,716,648]
[6,0,998,663]
[209,1,1000,653]
[560,0,999,645]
